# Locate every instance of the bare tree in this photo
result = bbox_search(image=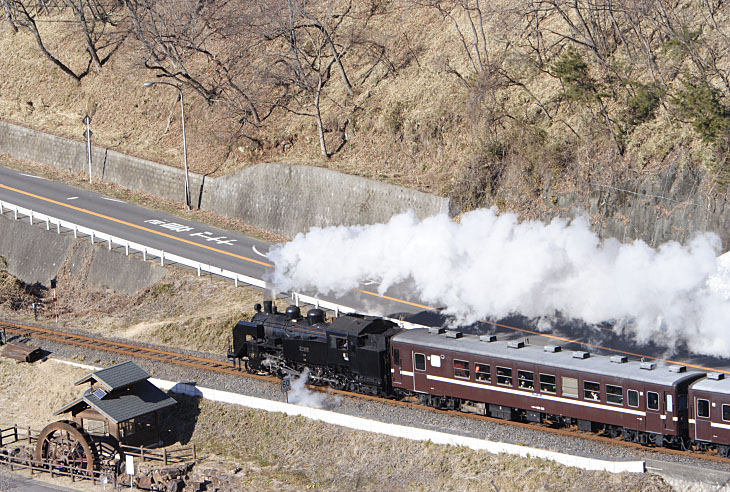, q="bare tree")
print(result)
[4,0,126,81]
[125,0,285,137]
[261,0,361,157]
